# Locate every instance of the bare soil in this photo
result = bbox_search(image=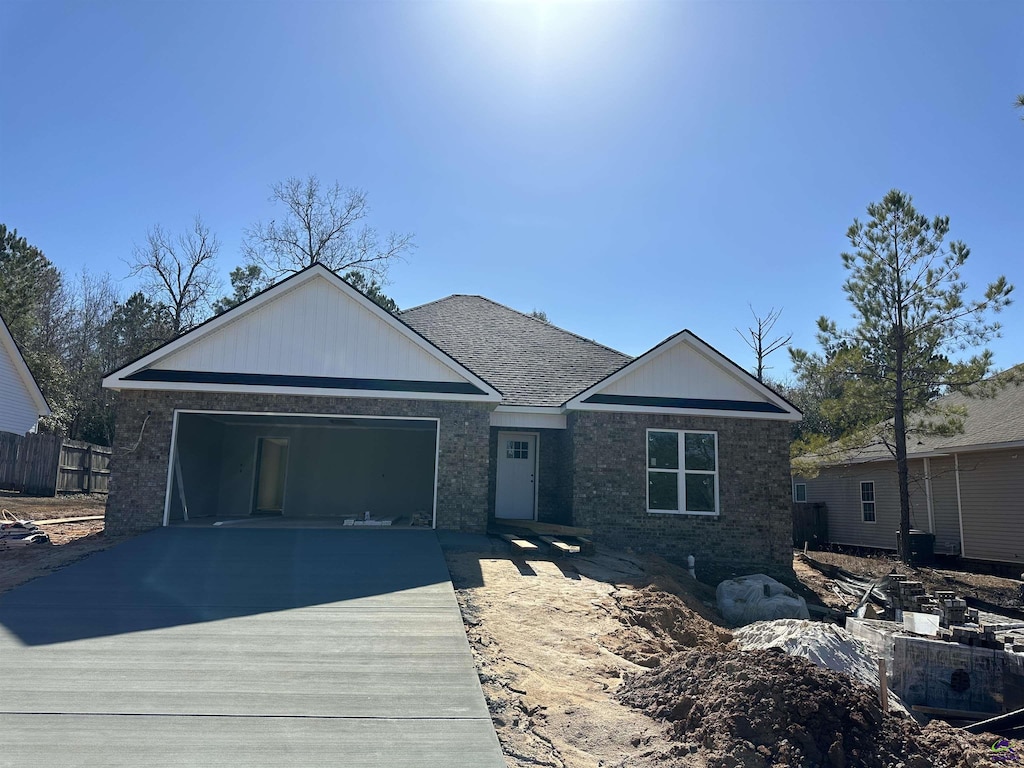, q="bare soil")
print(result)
[446,546,996,767]
[797,549,1024,614]
[0,491,118,594]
